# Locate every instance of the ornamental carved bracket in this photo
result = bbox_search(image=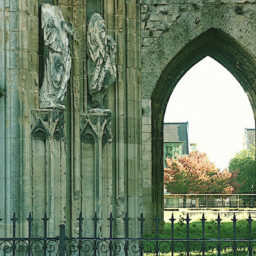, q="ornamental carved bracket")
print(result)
[80,109,112,143]
[31,109,65,140]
